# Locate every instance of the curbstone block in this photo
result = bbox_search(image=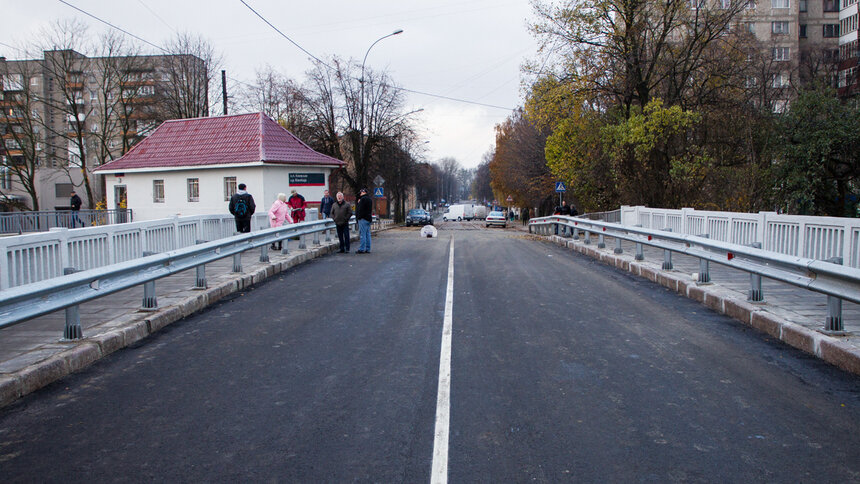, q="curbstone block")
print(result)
[780,323,817,355]
[640,266,659,283]
[91,330,125,357]
[147,306,183,333]
[819,339,860,375]
[118,321,150,347]
[687,285,706,303]
[724,298,757,325]
[60,343,101,373]
[750,311,783,339]
[17,356,68,396]
[0,375,21,407]
[703,291,724,313]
